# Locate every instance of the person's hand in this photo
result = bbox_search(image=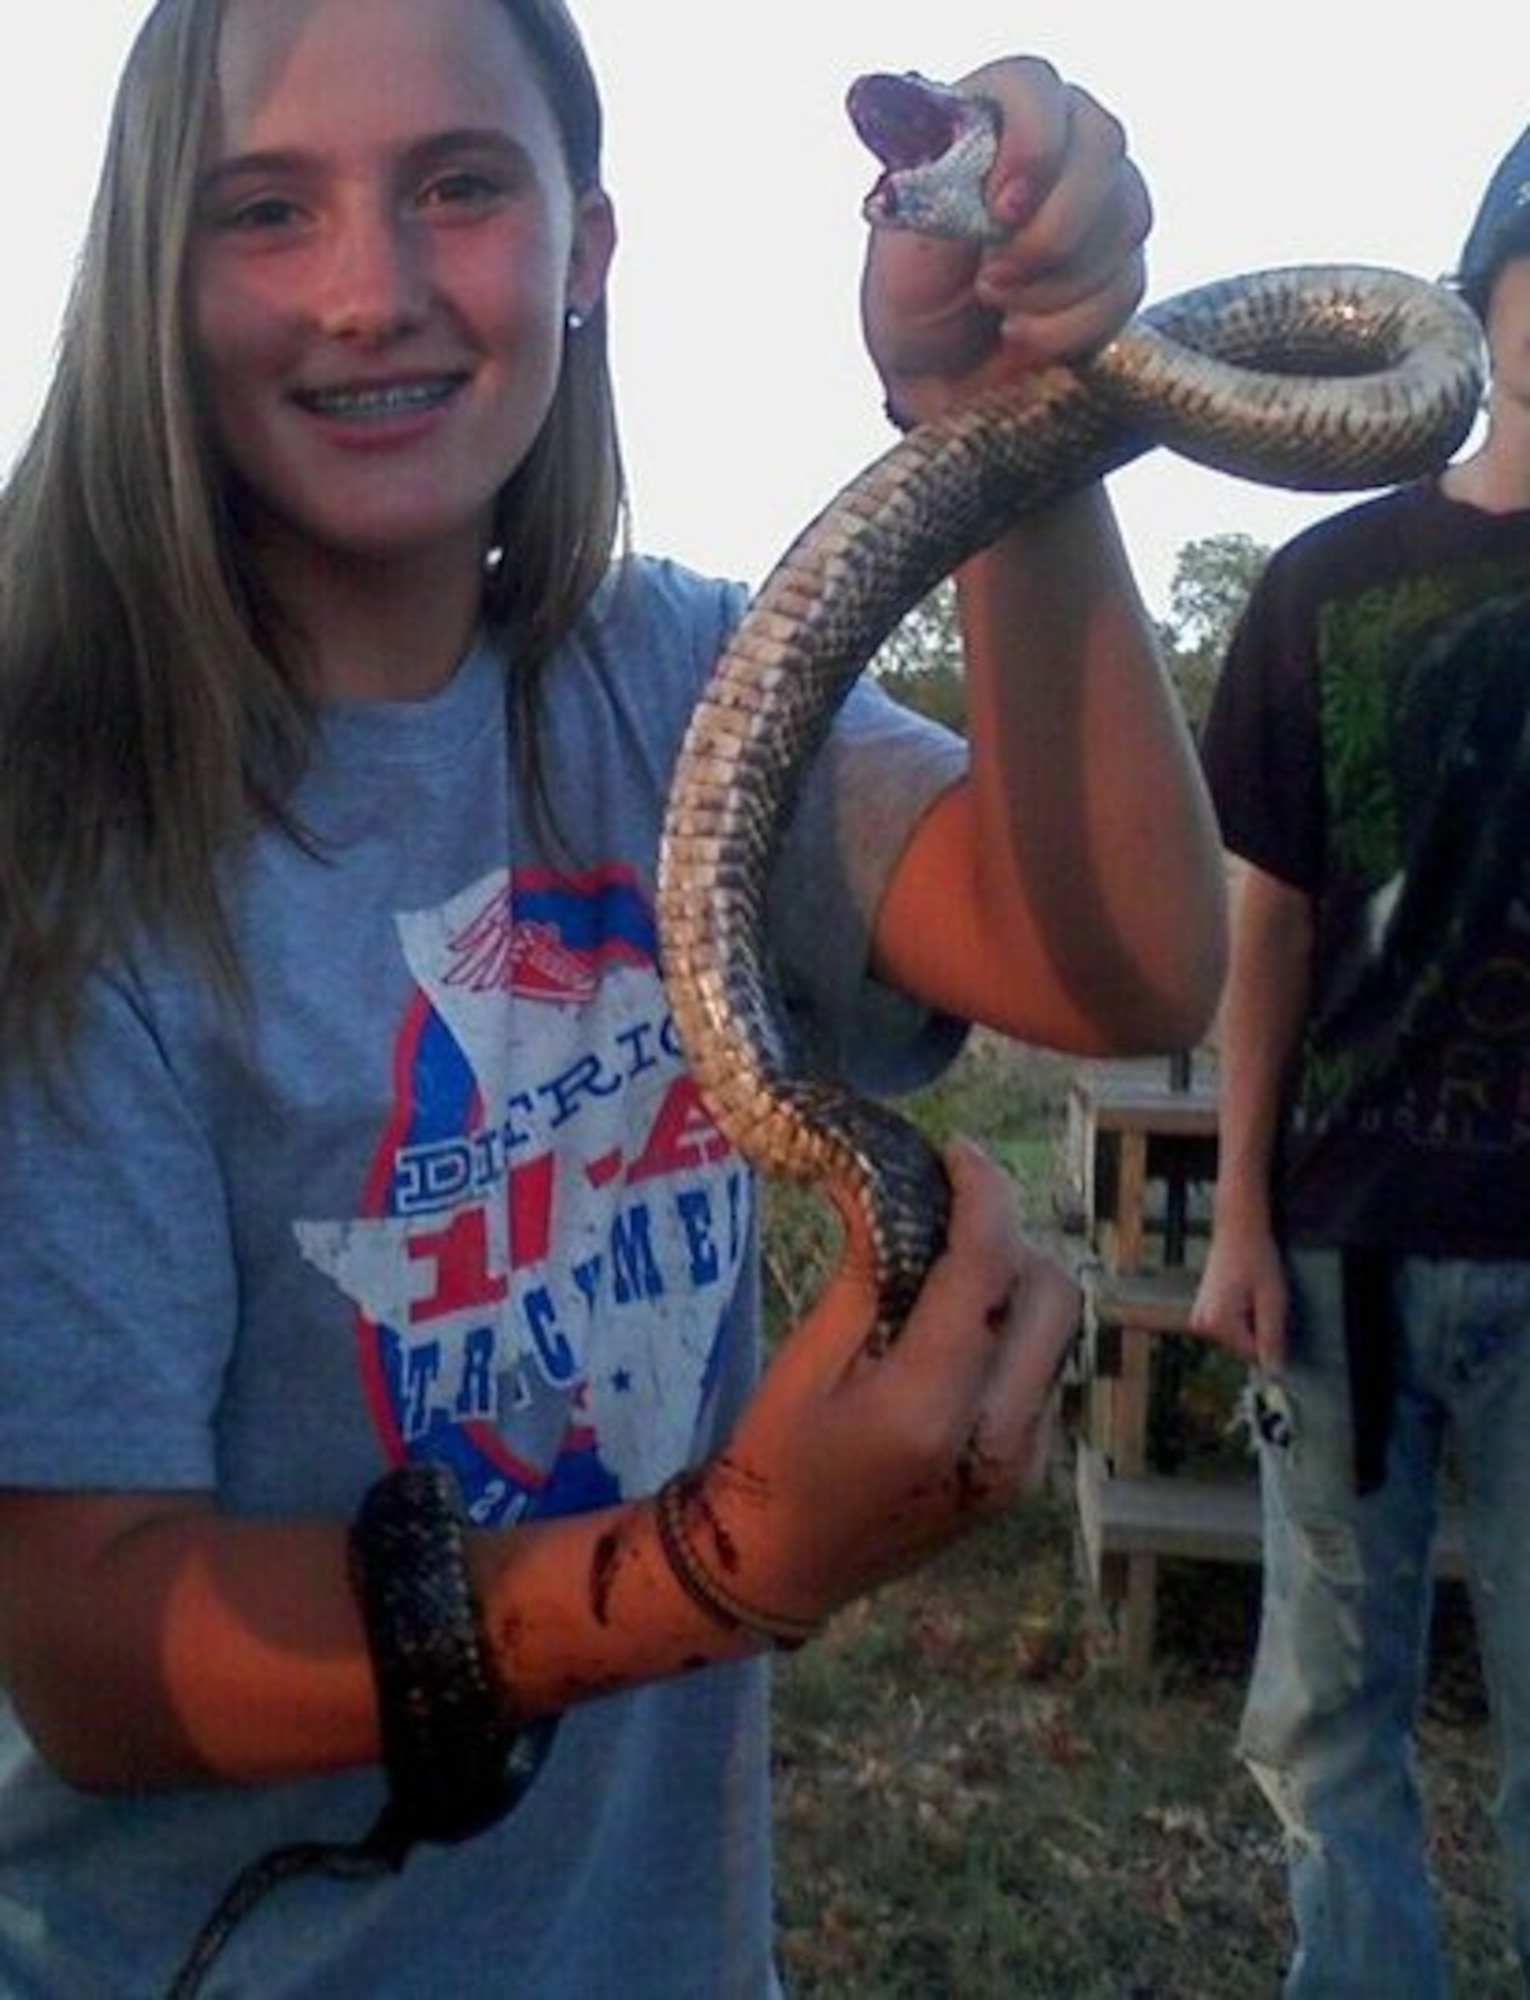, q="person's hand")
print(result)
[1190,1214,1288,1368]
[861,57,1151,430]
[682,1138,1079,1630]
